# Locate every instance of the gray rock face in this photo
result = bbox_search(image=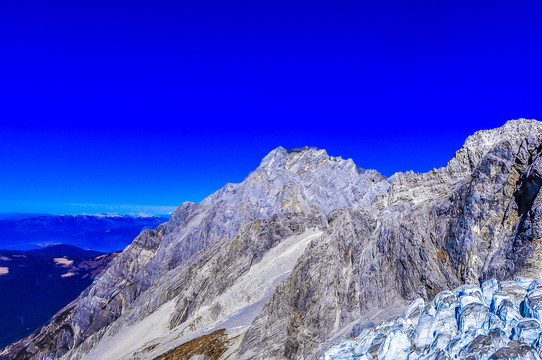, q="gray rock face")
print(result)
[4,119,542,360]
[153,146,388,272]
[68,213,326,360]
[238,119,542,359]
